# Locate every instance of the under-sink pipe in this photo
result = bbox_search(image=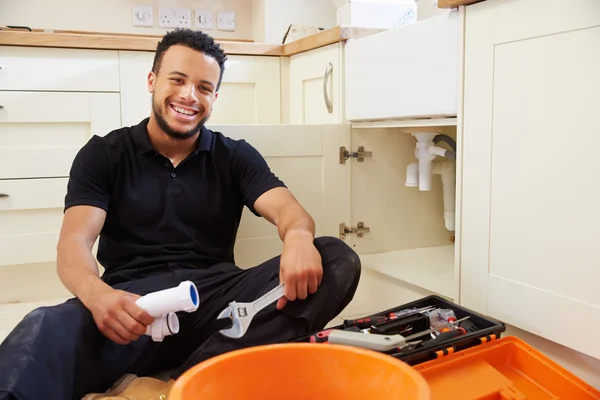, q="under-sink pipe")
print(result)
[433,160,456,232]
[405,132,456,232]
[405,159,456,232]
